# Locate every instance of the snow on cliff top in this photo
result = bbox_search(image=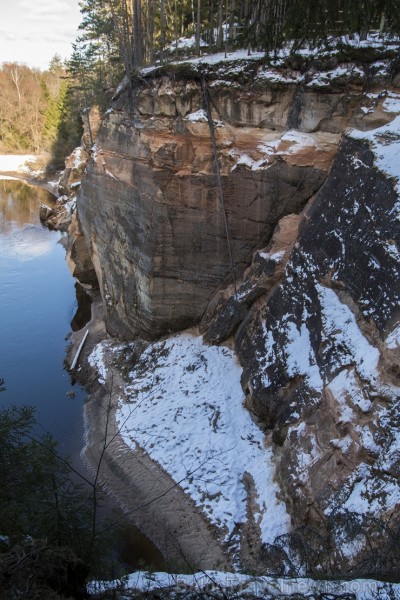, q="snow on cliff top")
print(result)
[88,333,291,556]
[140,32,398,77]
